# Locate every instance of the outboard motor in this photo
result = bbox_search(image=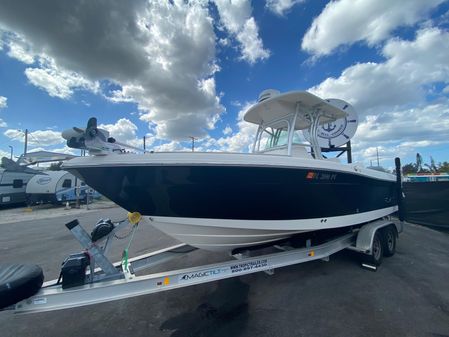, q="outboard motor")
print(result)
[62,117,122,155]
